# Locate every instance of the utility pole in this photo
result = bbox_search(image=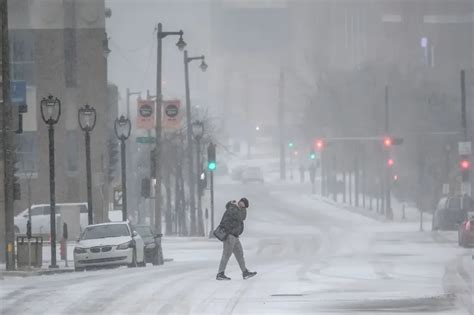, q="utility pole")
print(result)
[460,70,471,196]
[155,22,185,261]
[384,85,393,219]
[1,0,15,270]
[278,69,286,180]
